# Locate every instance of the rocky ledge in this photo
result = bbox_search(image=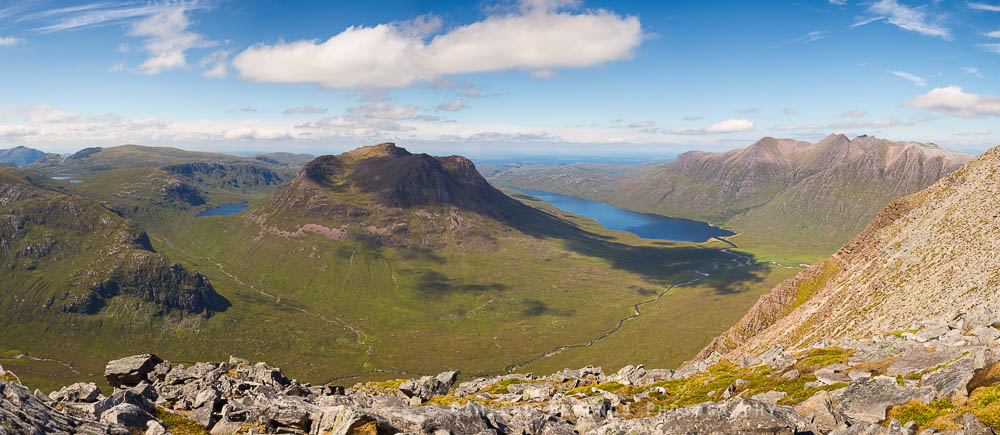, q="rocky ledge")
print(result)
[6,307,1000,434]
